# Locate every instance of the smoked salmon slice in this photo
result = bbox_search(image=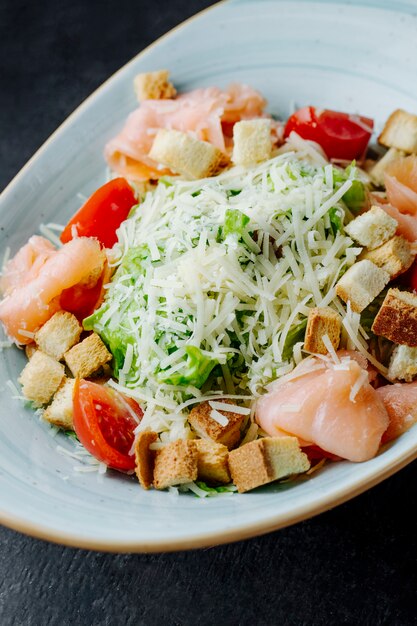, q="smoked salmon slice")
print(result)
[256,354,389,462]
[377,381,417,443]
[0,237,105,344]
[105,84,271,180]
